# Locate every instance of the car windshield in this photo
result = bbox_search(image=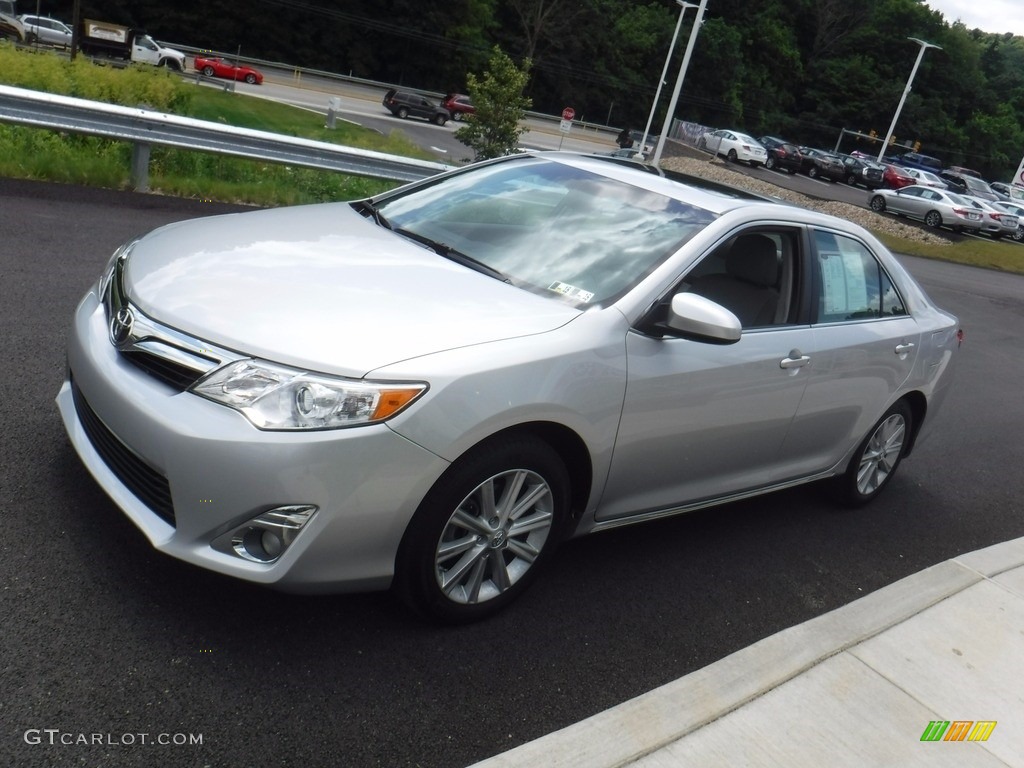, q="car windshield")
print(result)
[963,176,992,193]
[370,157,716,306]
